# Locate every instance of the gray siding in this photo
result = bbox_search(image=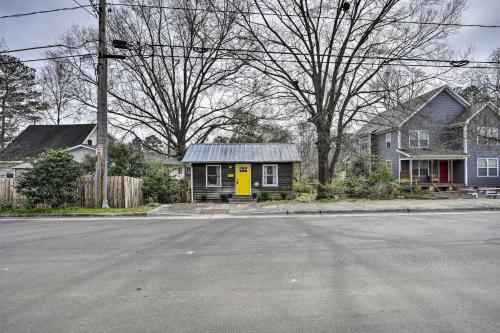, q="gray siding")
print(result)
[372,131,399,178]
[401,90,465,150]
[466,107,500,187]
[453,160,465,183]
[191,163,294,200]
